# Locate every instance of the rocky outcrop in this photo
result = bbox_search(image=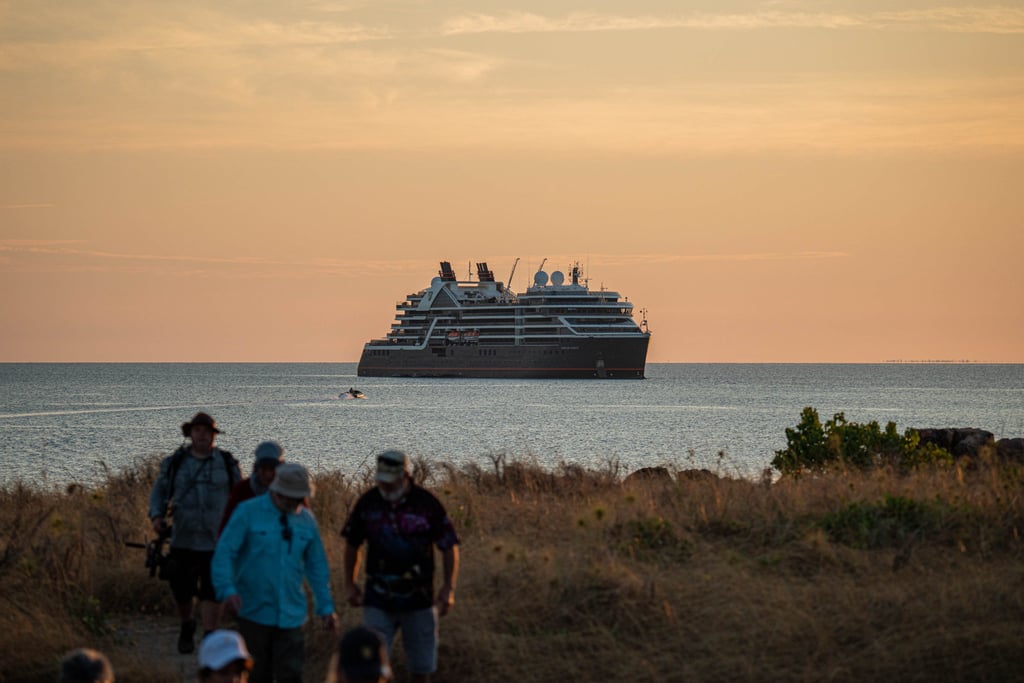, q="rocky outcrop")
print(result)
[913,428,995,457]
[996,438,1024,463]
[624,466,673,484]
[677,468,718,483]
